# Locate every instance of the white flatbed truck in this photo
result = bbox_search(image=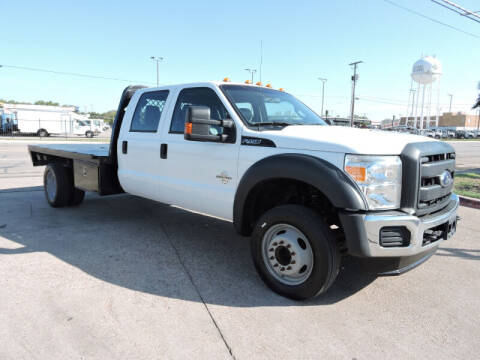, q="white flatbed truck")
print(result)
[29,82,459,299]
